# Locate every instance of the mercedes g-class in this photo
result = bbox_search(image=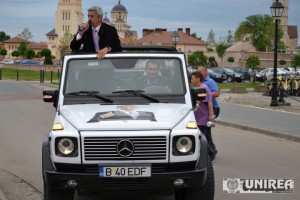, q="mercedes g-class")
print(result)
[42,46,214,200]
